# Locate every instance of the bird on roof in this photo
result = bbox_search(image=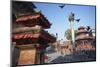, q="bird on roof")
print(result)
[86,26,91,31]
[59,4,65,9]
